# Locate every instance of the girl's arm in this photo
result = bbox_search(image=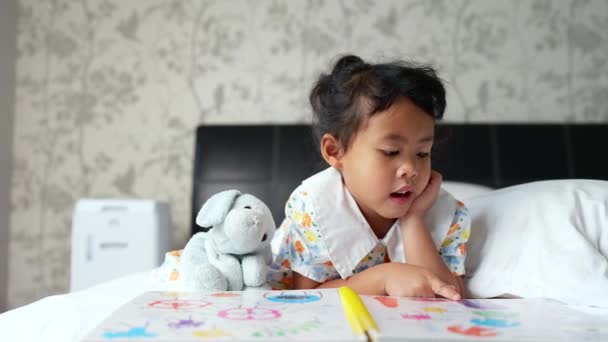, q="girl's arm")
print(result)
[400,215,464,296]
[293,262,461,299]
[400,171,464,296]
